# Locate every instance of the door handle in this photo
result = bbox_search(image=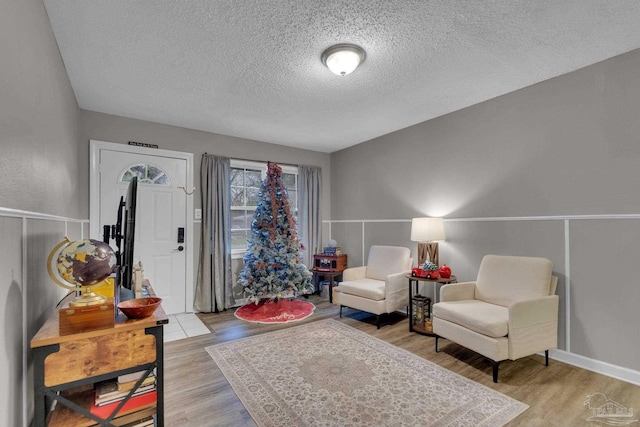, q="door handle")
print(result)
[172,245,184,252]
